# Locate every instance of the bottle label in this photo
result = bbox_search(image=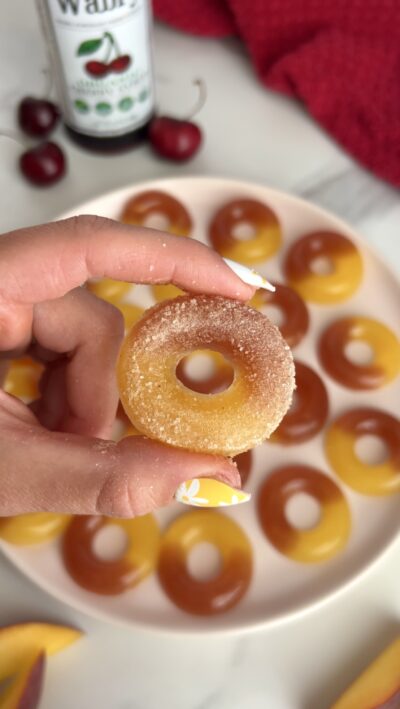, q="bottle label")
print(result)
[39,0,154,137]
